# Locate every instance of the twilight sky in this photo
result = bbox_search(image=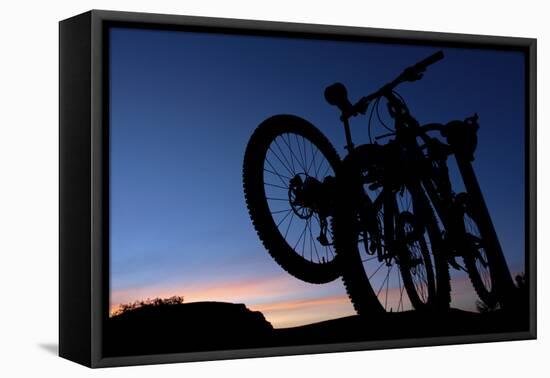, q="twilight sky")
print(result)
[109,27,525,328]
